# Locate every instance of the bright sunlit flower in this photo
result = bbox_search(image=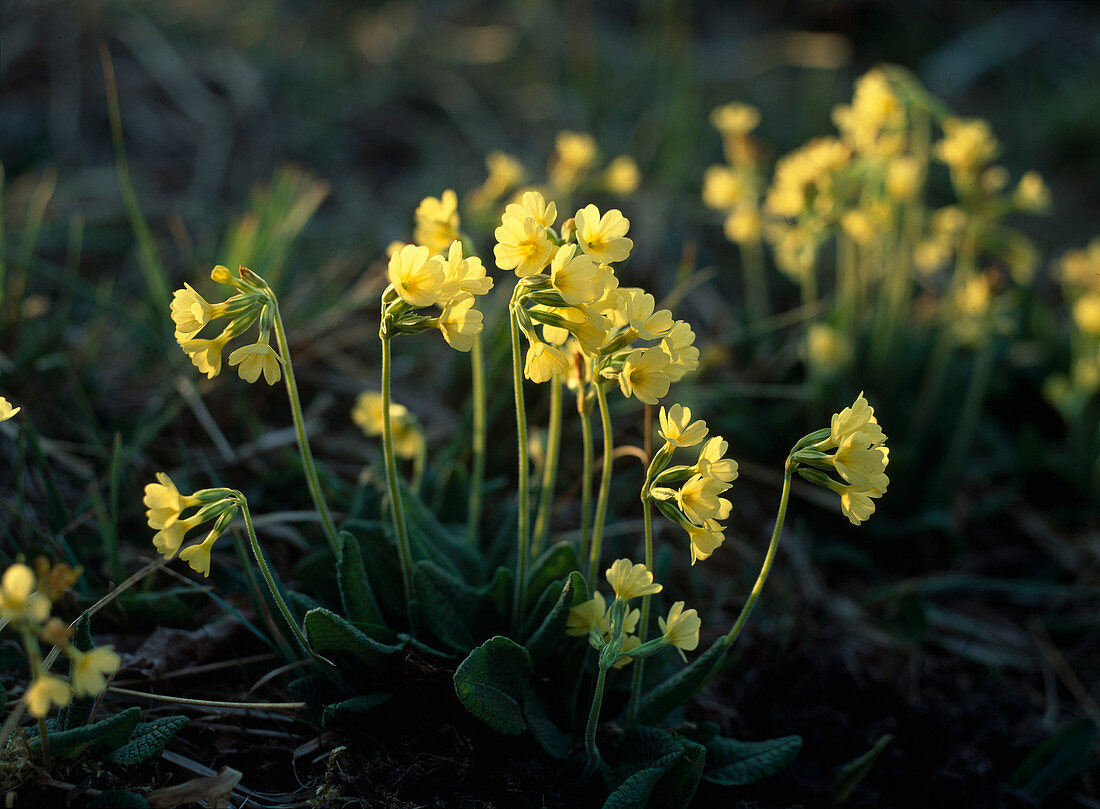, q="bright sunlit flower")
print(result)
[605,559,662,602]
[711,102,761,136]
[687,523,725,565]
[0,396,20,421]
[935,117,1000,175]
[438,241,493,302]
[659,601,701,661]
[413,190,460,255]
[228,335,283,385]
[695,437,739,483]
[549,244,610,306]
[26,674,71,718]
[524,339,569,383]
[181,334,232,379]
[661,321,699,382]
[619,289,674,340]
[438,293,483,352]
[618,348,672,404]
[388,244,446,307]
[170,283,223,340]
[658,404,708,448]
[603,156,640,195]
[574,205,633,264]
[676,474,731,526]
[504,190,557,229]
[144,472,198,530]
[494,215,554,277]
[828,391,886,447]
[69,647,122,697]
